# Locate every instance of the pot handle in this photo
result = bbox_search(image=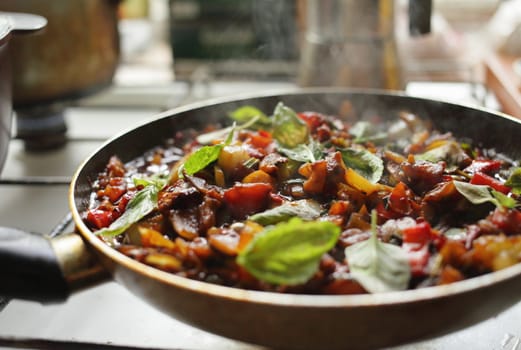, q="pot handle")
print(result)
[0,227,108,303]
[0,12,47,34]
[408,0,432,36]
